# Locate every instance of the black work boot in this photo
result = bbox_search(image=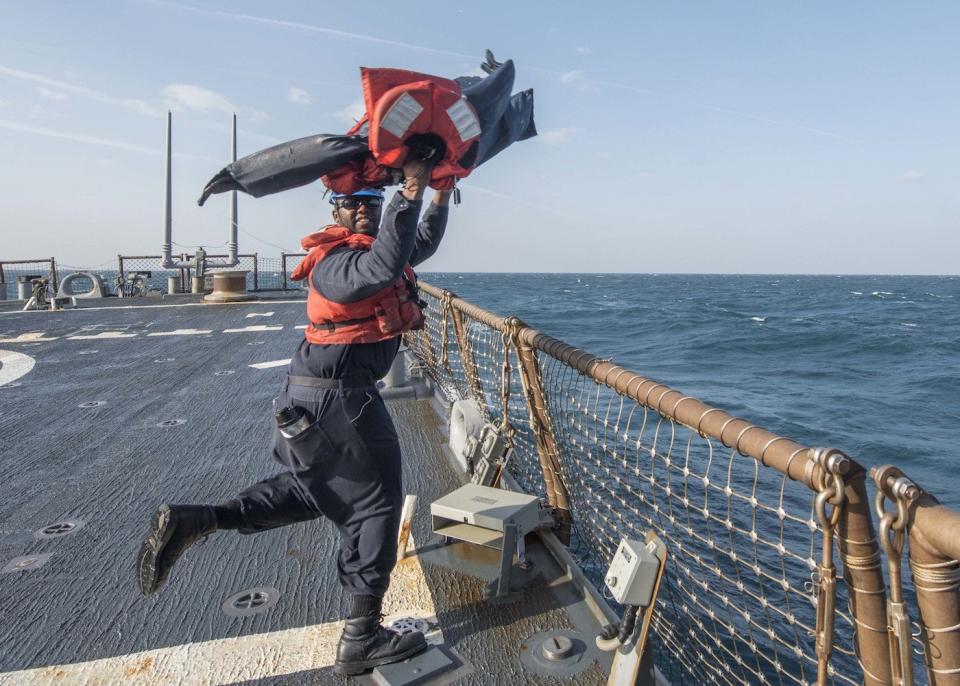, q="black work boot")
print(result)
[333,614,428,675]
[137,504,216,596]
